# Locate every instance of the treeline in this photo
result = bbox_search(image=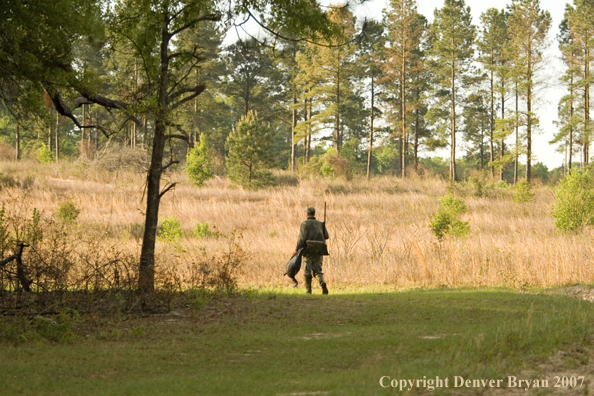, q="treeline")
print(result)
[2,0,591,184]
